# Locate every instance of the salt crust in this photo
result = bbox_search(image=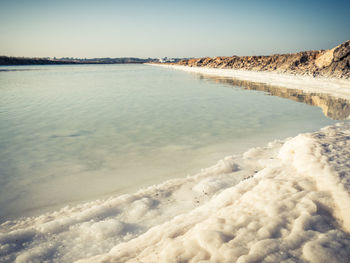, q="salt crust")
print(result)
[150,64,350,100]
[1,123,350,262]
